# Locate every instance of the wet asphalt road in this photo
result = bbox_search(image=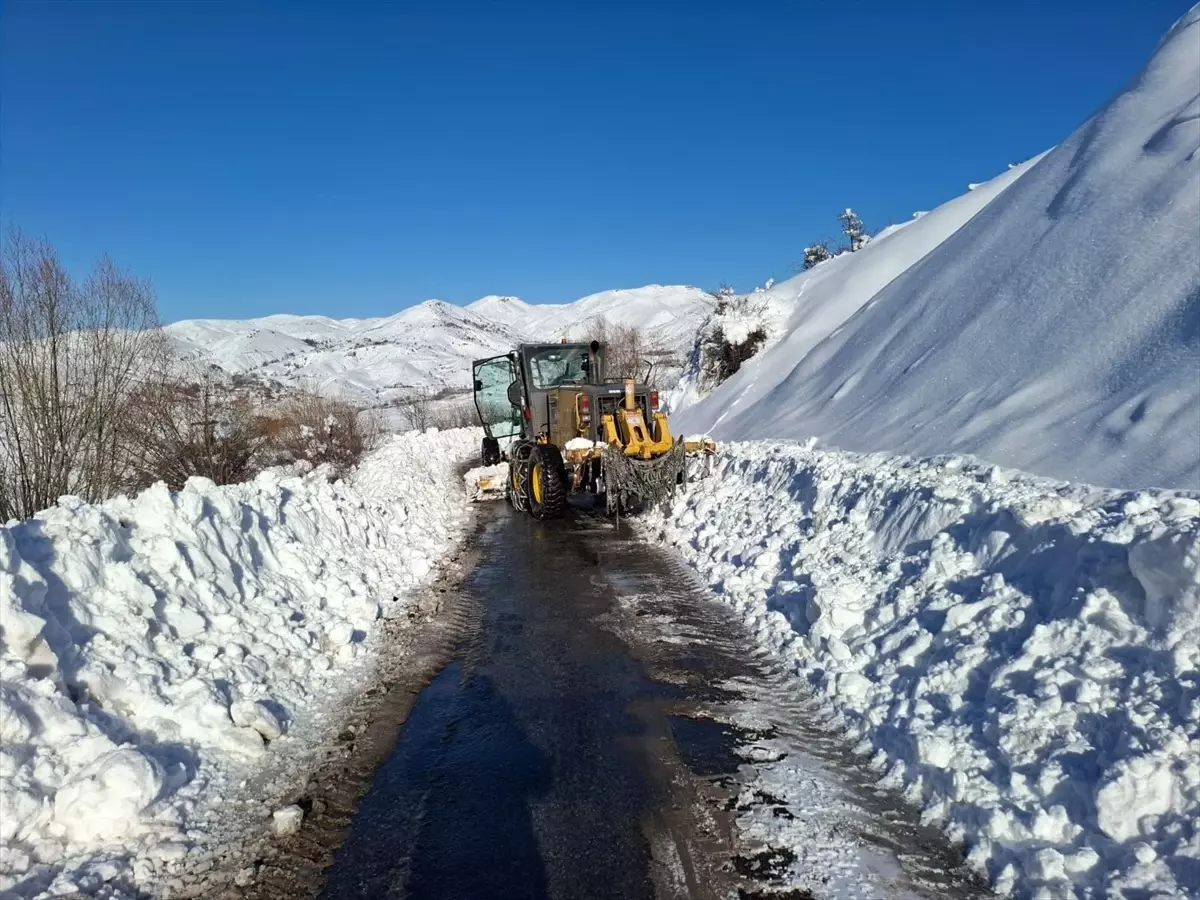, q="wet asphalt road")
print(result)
[316,503,988,900]
[320,505,678,900]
